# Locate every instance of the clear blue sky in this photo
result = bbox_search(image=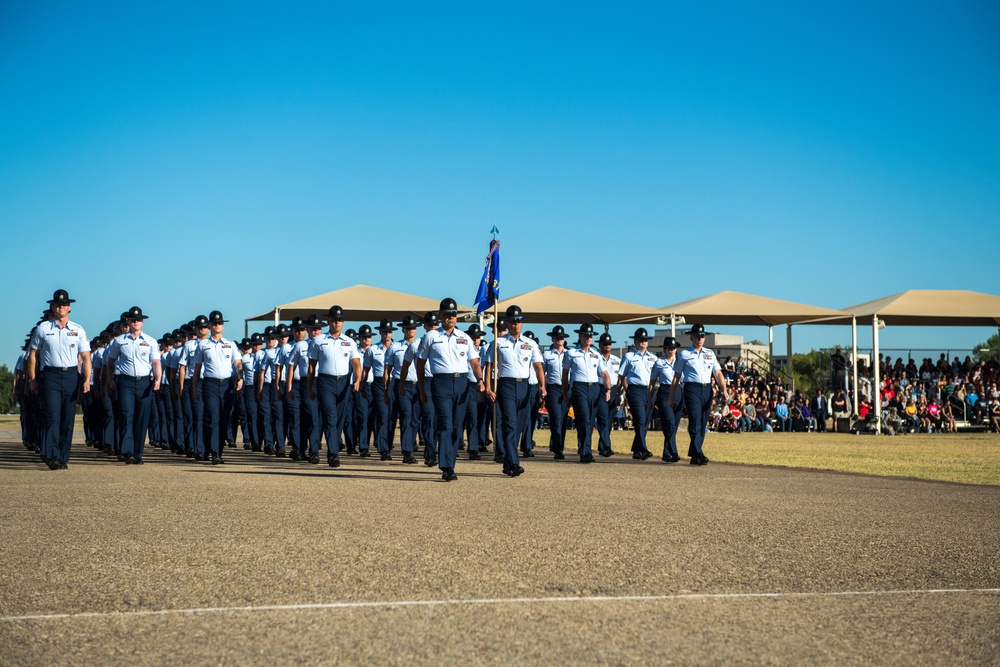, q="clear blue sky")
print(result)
[2,1,998,363]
